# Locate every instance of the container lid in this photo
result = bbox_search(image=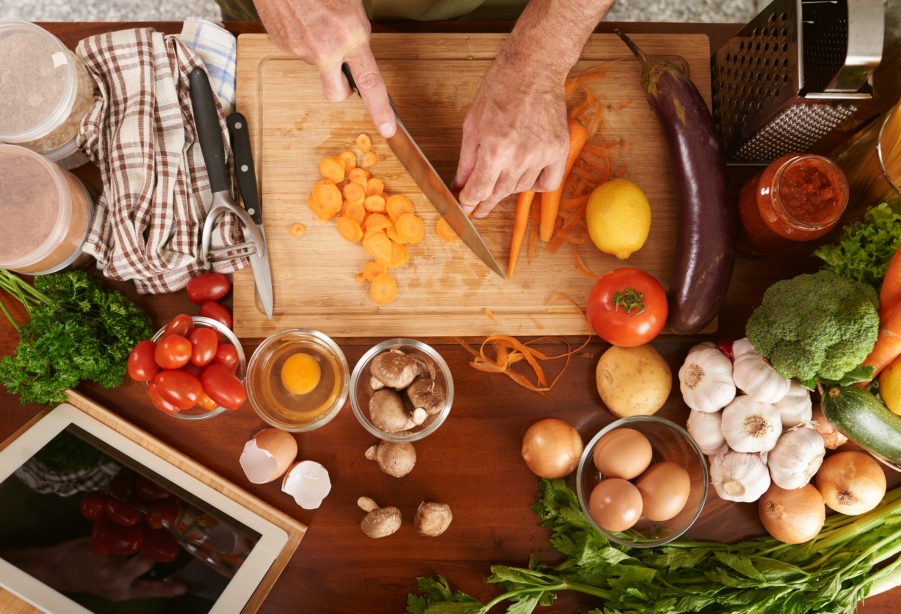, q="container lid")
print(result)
[0,21,78,142]
[0,144,72,268]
